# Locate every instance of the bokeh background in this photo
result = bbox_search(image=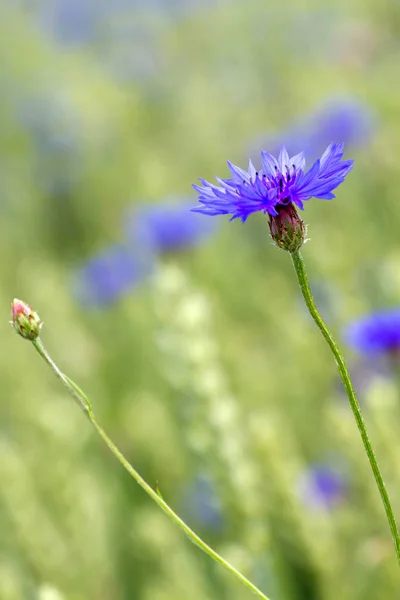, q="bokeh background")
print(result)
[2,1,400,599]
